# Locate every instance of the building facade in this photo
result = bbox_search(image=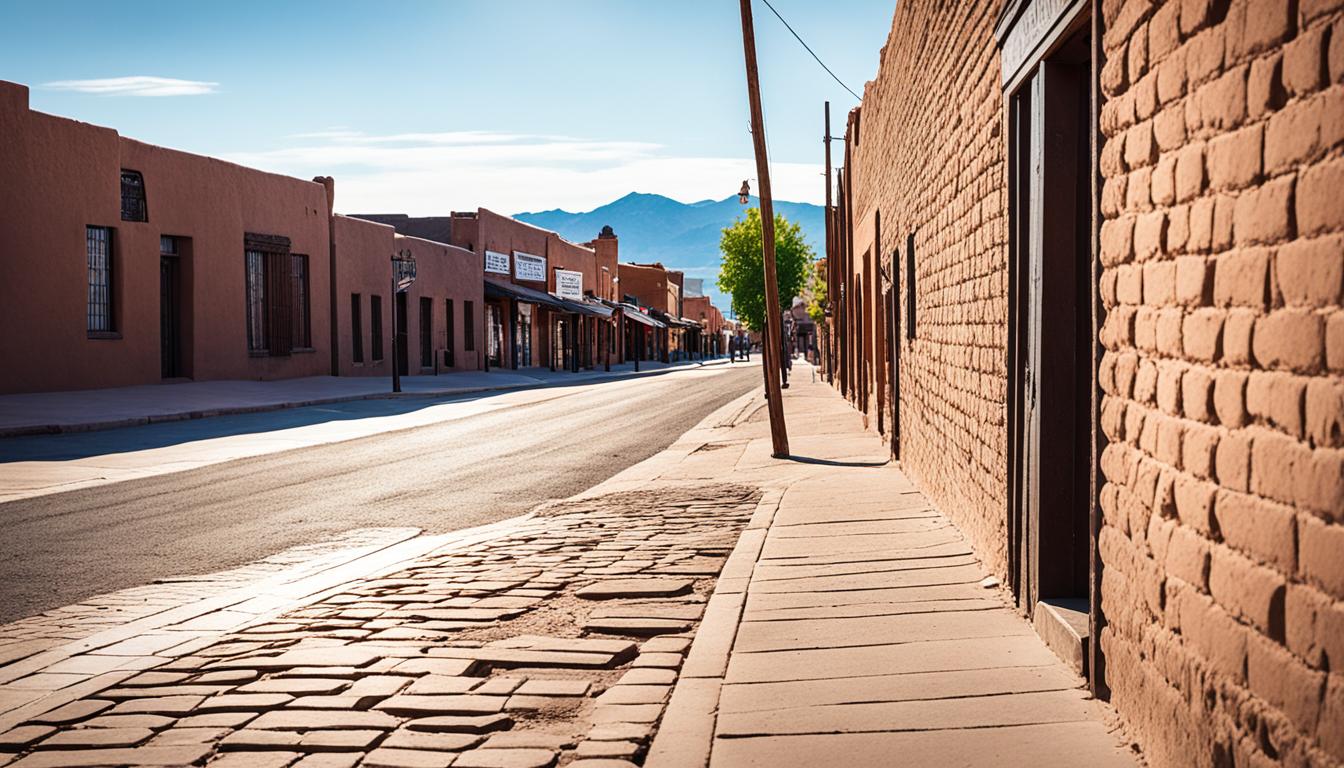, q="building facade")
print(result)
[825,2,1344,766]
